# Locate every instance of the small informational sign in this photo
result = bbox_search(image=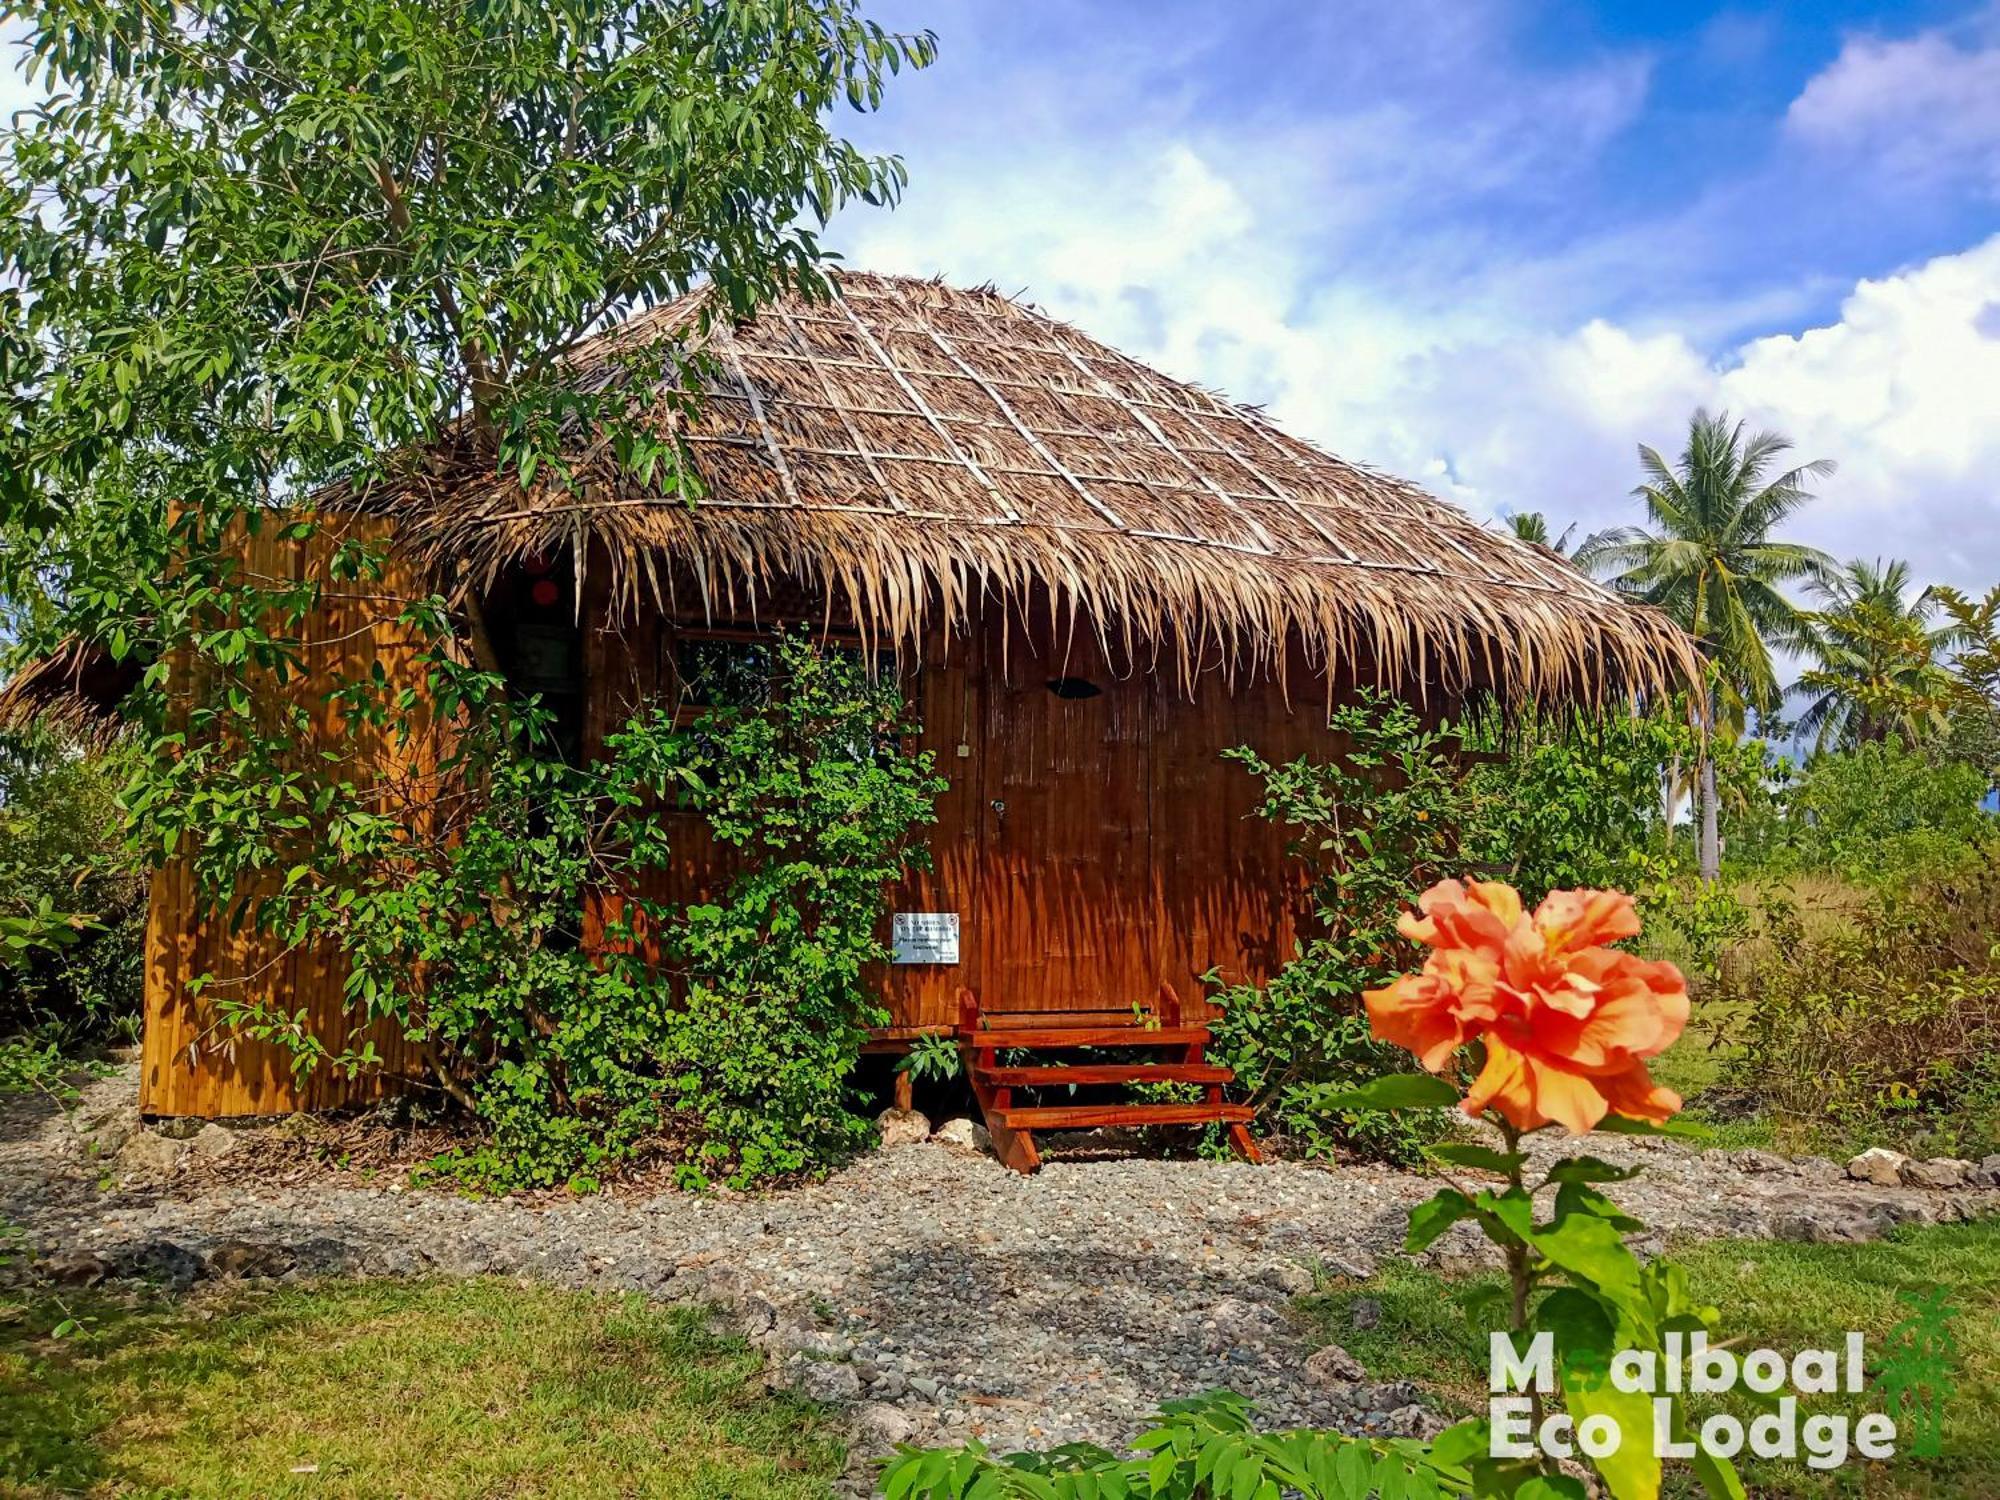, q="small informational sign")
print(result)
[892,911,960,964]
